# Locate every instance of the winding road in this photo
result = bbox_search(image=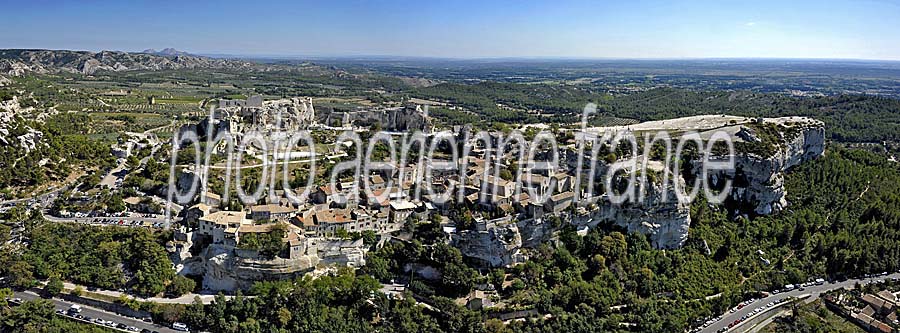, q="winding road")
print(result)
[699,272,900,333]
